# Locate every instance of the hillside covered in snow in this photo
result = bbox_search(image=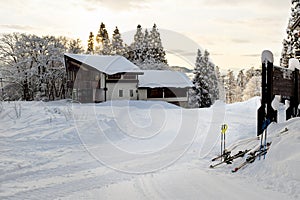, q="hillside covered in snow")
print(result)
[0,98,299,199]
